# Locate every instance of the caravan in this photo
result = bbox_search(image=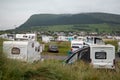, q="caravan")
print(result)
[90,44,115,69]
[3,33,41,63]
[65,44,115,69]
